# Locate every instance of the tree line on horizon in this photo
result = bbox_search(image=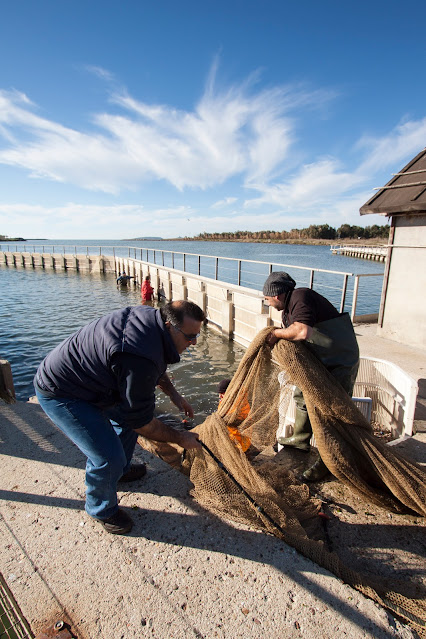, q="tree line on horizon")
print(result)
[189,223,390,242]
[0,234,25,241]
